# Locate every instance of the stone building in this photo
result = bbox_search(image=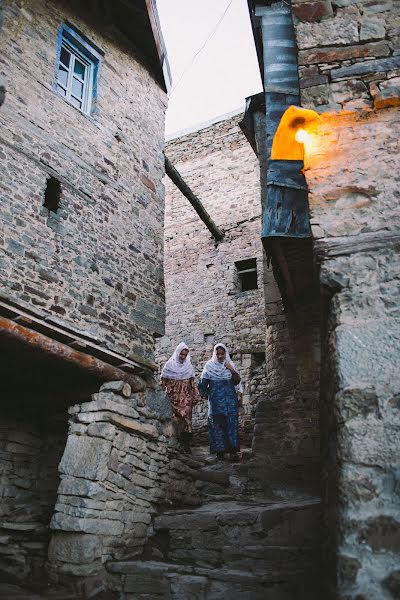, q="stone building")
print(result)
[157,112,267,445]
[243,0,400,599]
[0,0,198,595]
